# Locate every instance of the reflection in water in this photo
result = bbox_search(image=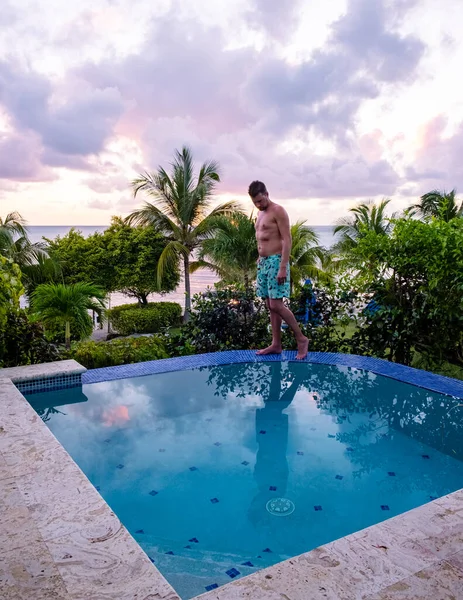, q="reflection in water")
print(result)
[249,363,303,528]
[25,362,463,599]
